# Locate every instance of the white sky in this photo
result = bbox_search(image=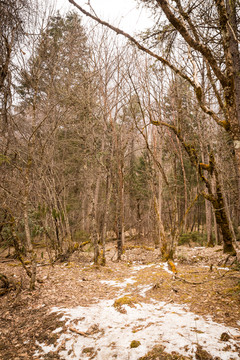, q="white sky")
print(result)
[54,0,154,35]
